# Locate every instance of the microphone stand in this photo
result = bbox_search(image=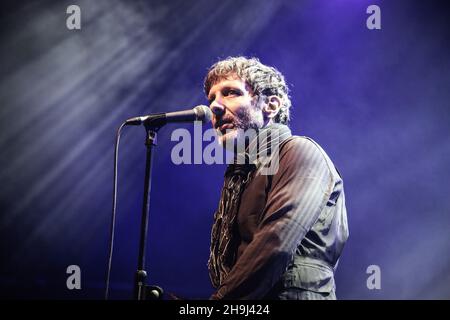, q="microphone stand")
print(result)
[134,120,164,300]
[118,108,210,300]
